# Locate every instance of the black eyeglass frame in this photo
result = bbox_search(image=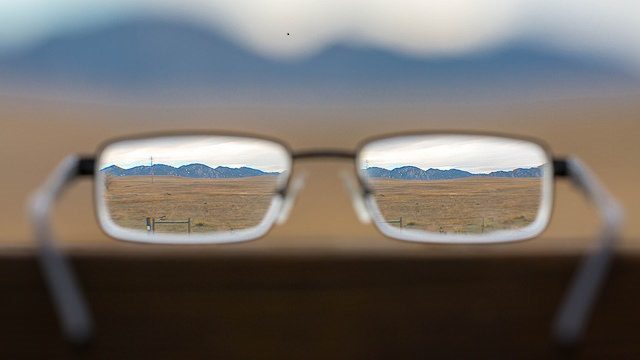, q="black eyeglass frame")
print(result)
[28,130,623,350]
